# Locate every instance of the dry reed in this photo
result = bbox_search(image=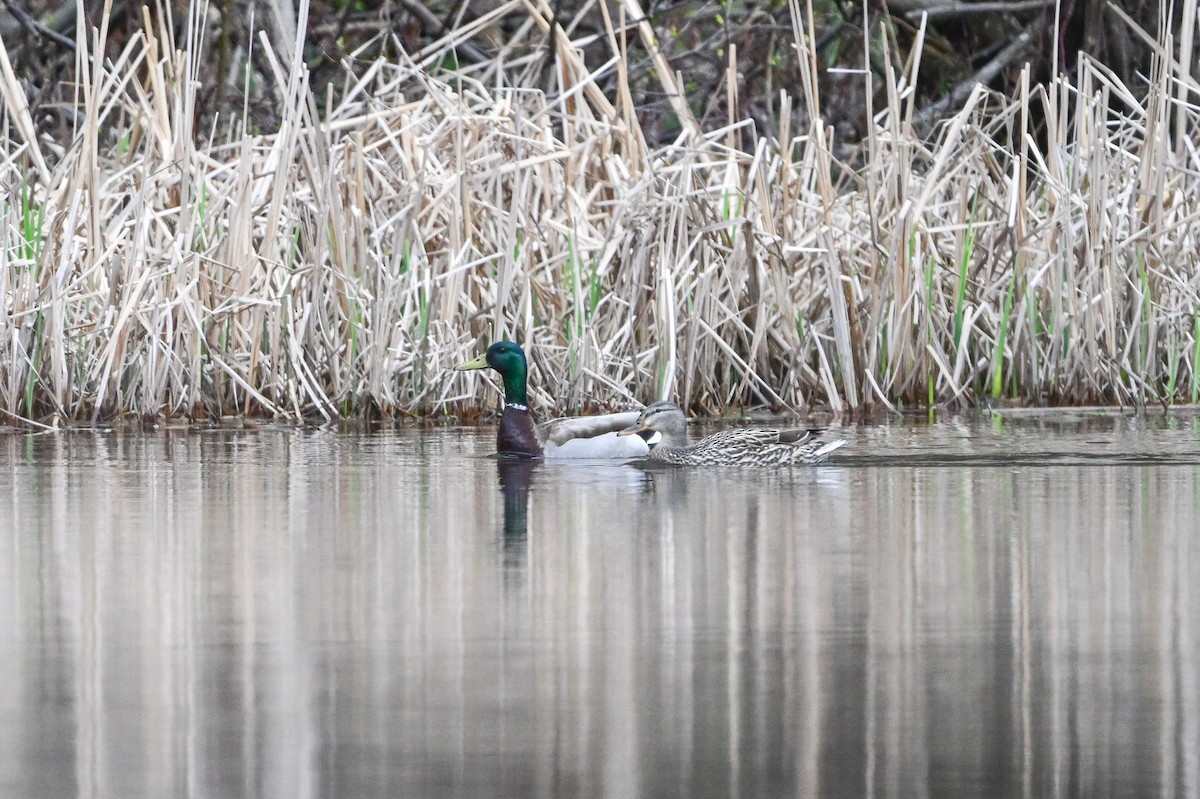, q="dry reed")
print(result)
[2,0,1199,423]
